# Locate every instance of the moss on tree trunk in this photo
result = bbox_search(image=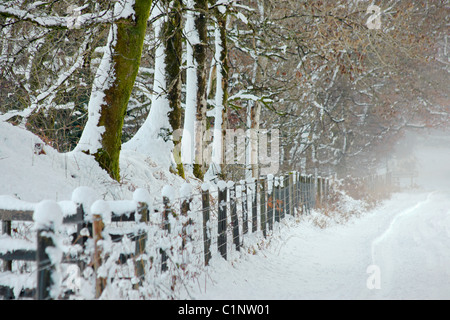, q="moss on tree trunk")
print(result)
[215,6,229,180]
[94,0,152,181]
[193,0,208,180]
[163,0,185,179]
